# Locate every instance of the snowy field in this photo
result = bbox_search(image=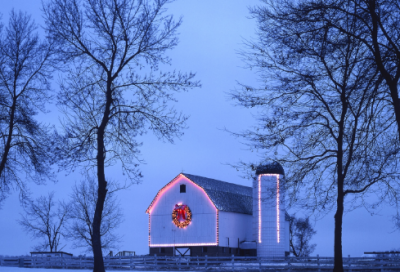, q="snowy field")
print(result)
[0,267,193,272]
